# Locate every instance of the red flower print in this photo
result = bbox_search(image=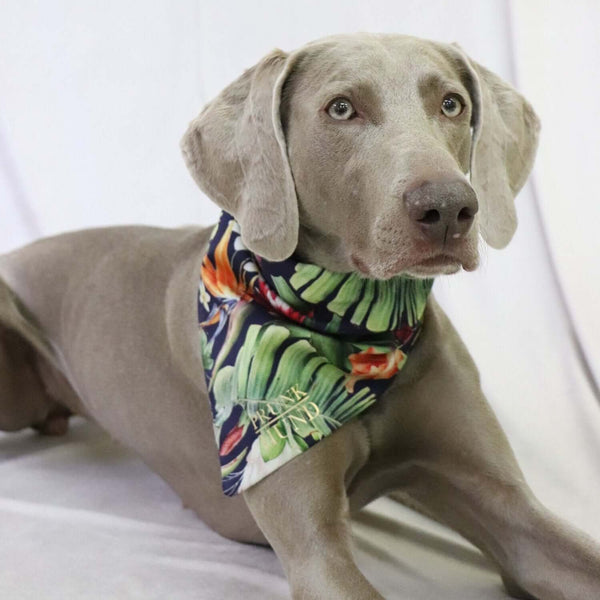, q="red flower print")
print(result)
[394,324,415,344]
[345,347,406,392]
[220,424,245,456]
[256,279,313,324]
